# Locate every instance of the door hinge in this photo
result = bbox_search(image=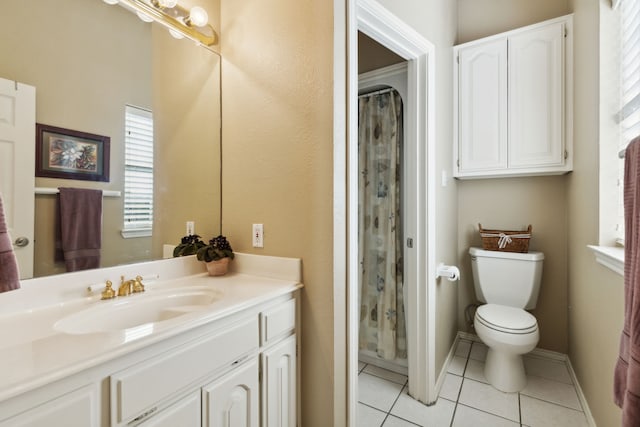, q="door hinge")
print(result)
[564,150,568,160]
[406,238,413,248]
[564,27,568,38]
[456,55,459,64]
[457,159,460,167]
